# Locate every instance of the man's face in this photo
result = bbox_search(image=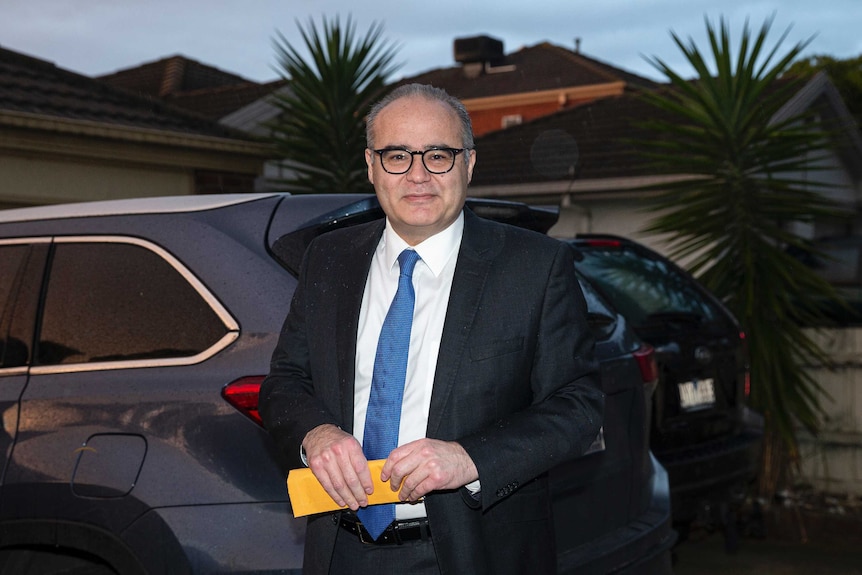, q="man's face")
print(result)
[366,95,476,246]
